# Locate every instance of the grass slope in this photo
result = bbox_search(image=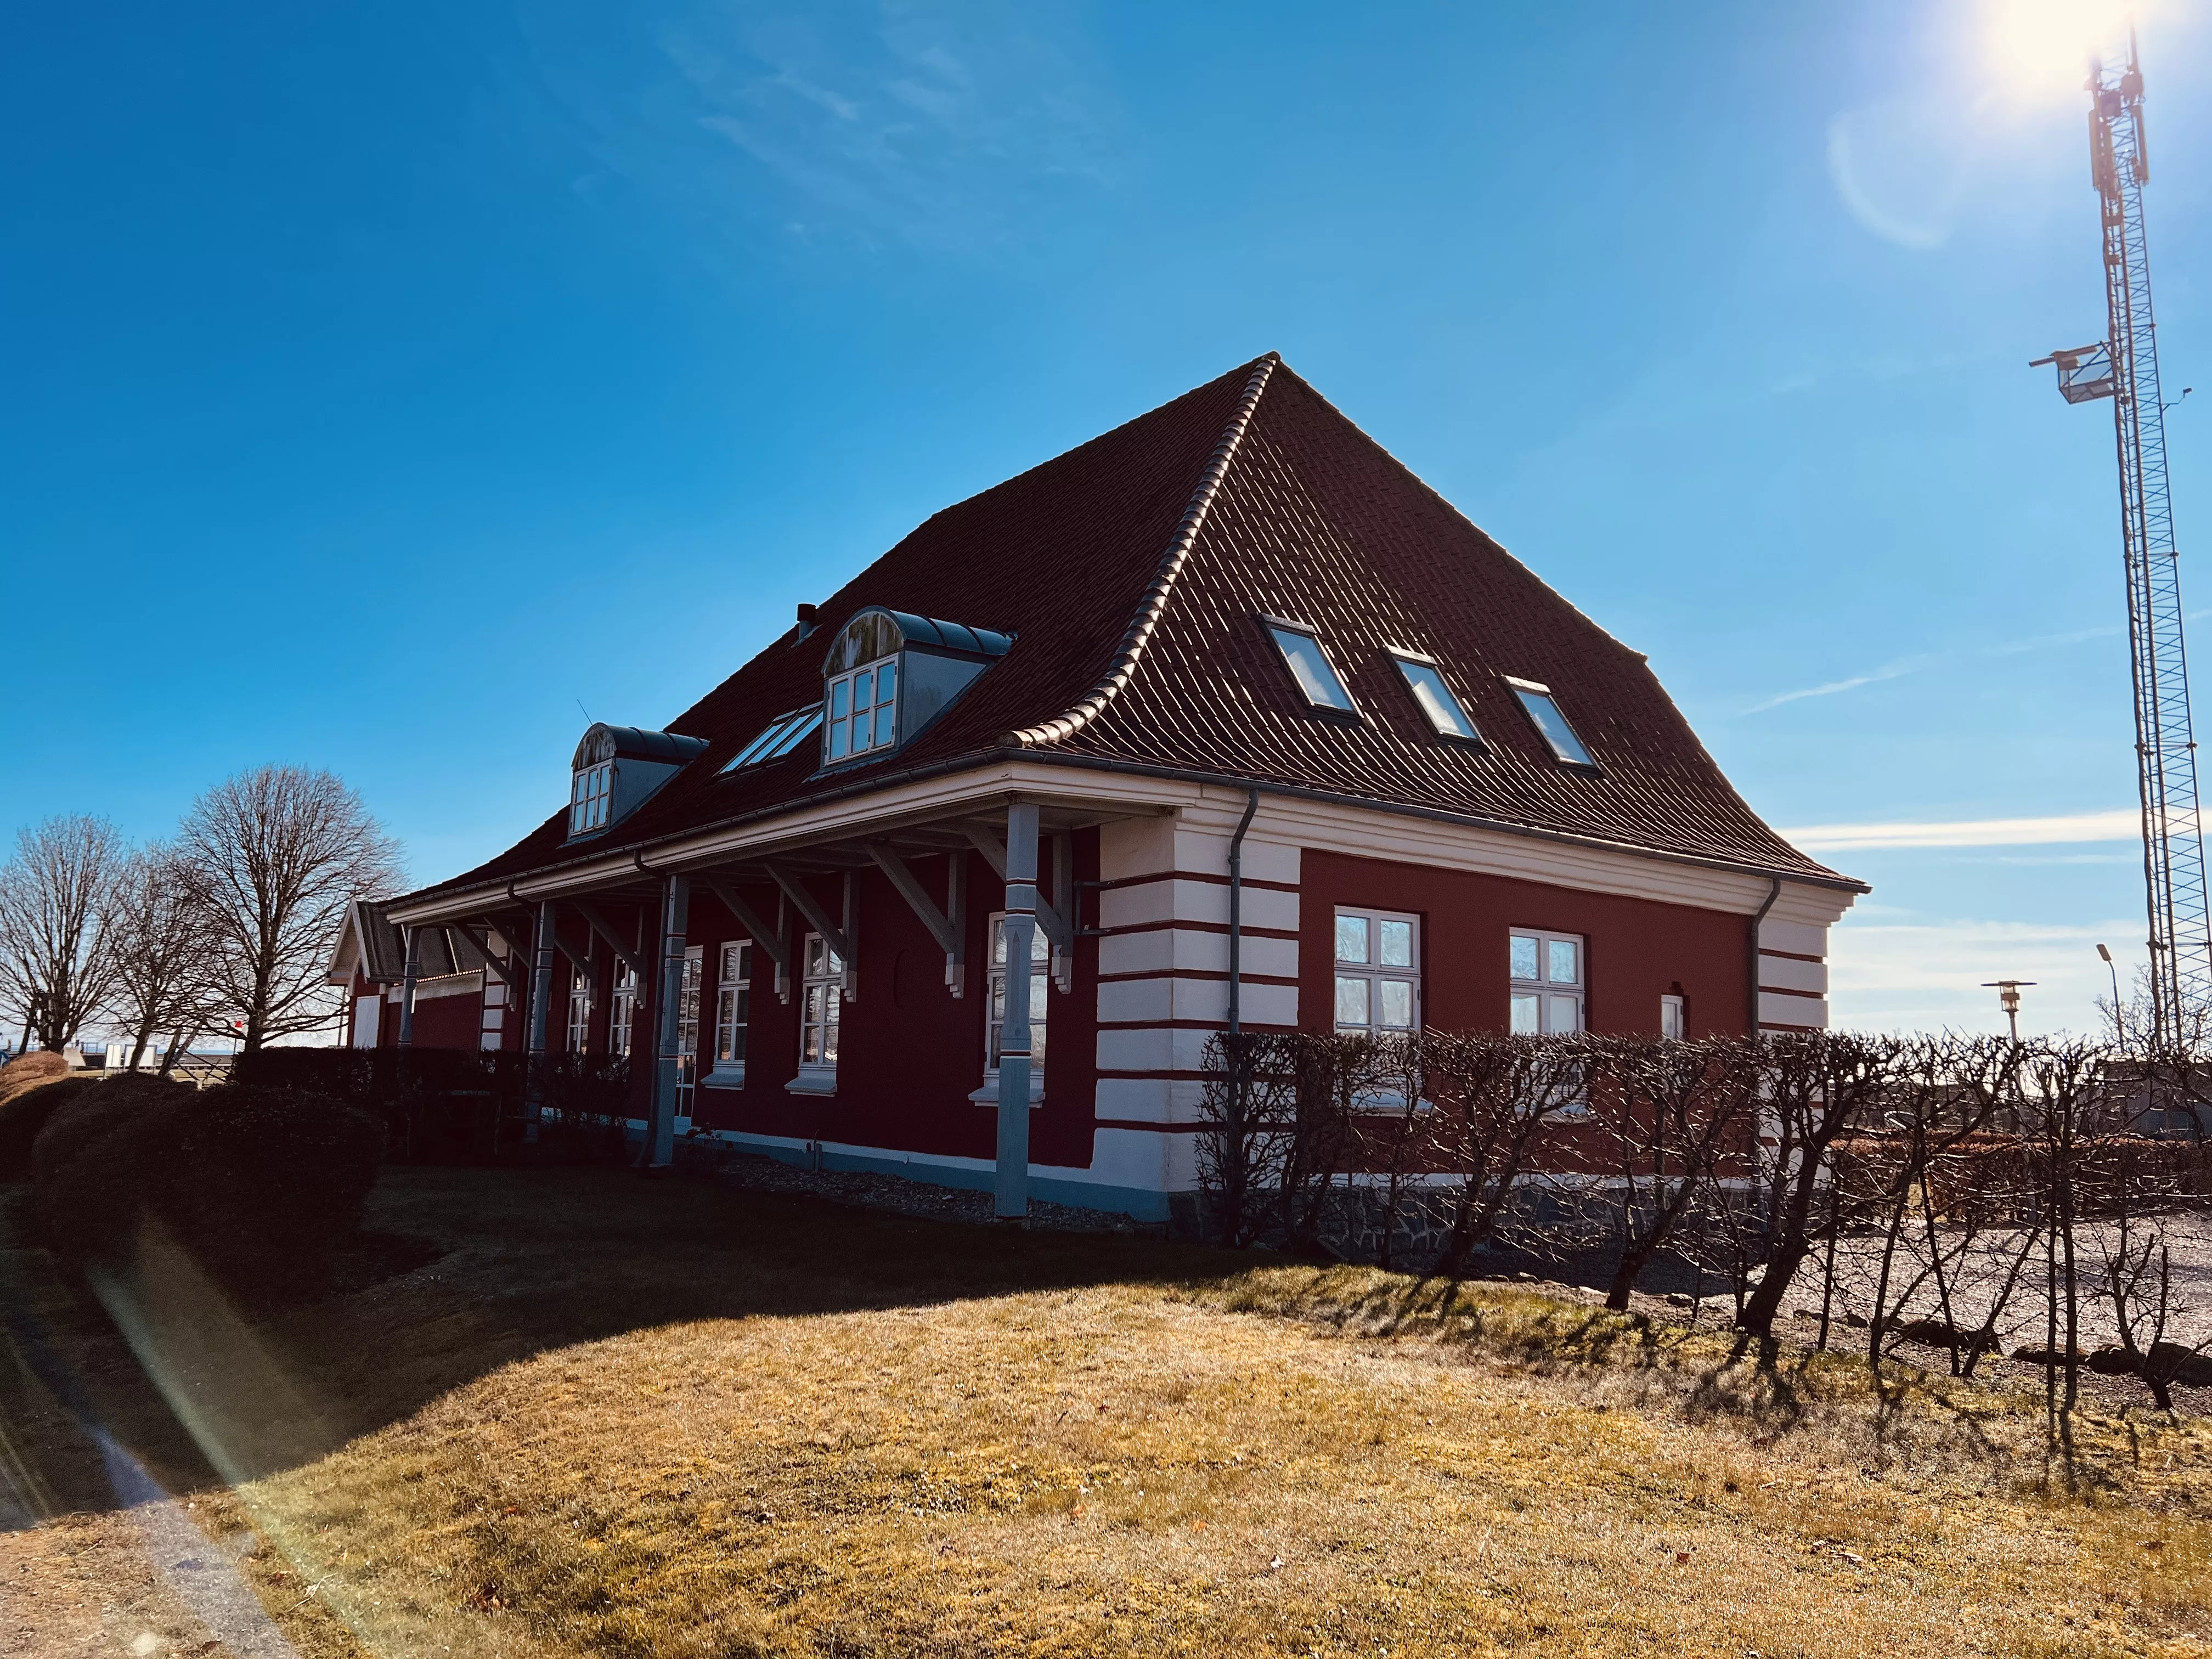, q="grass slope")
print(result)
[9,1167,2212,1658]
